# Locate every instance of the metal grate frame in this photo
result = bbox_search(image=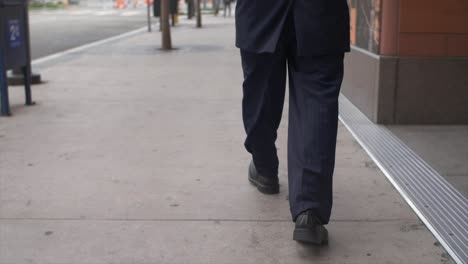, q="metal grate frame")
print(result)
[339,96,468,264]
